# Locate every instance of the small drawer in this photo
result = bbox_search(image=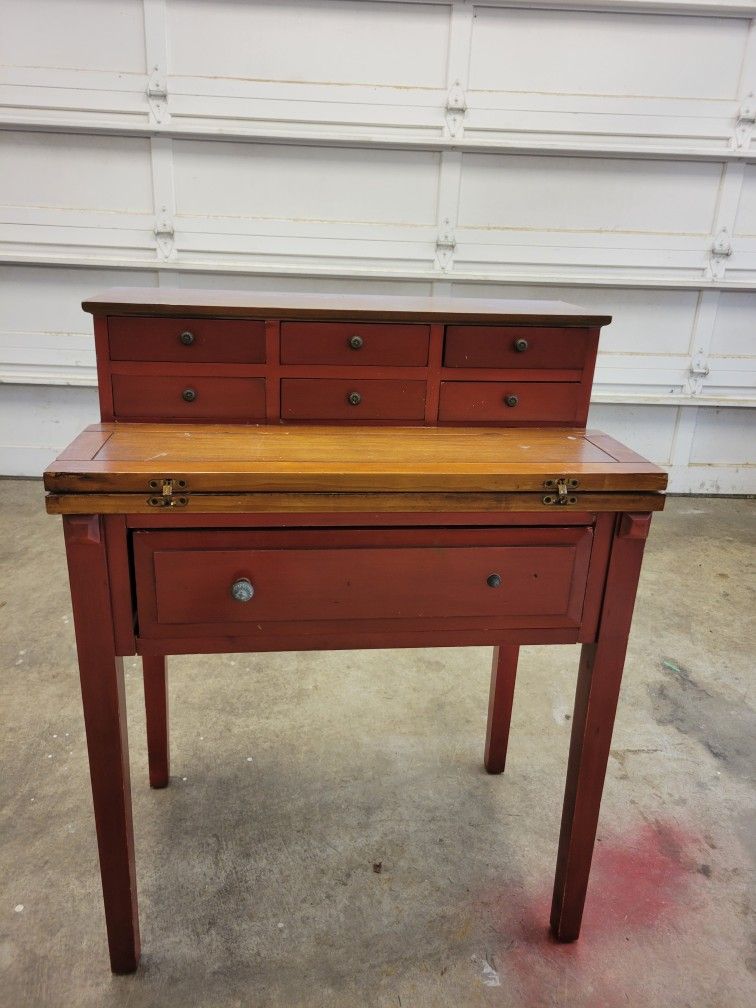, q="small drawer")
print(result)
[281,322,429,366]
[108,316,266,363]
[134,527,593,637]
[444,326,591,369]
[281,379,426,421]
[438,382,581,424]
[112,374,266,421]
